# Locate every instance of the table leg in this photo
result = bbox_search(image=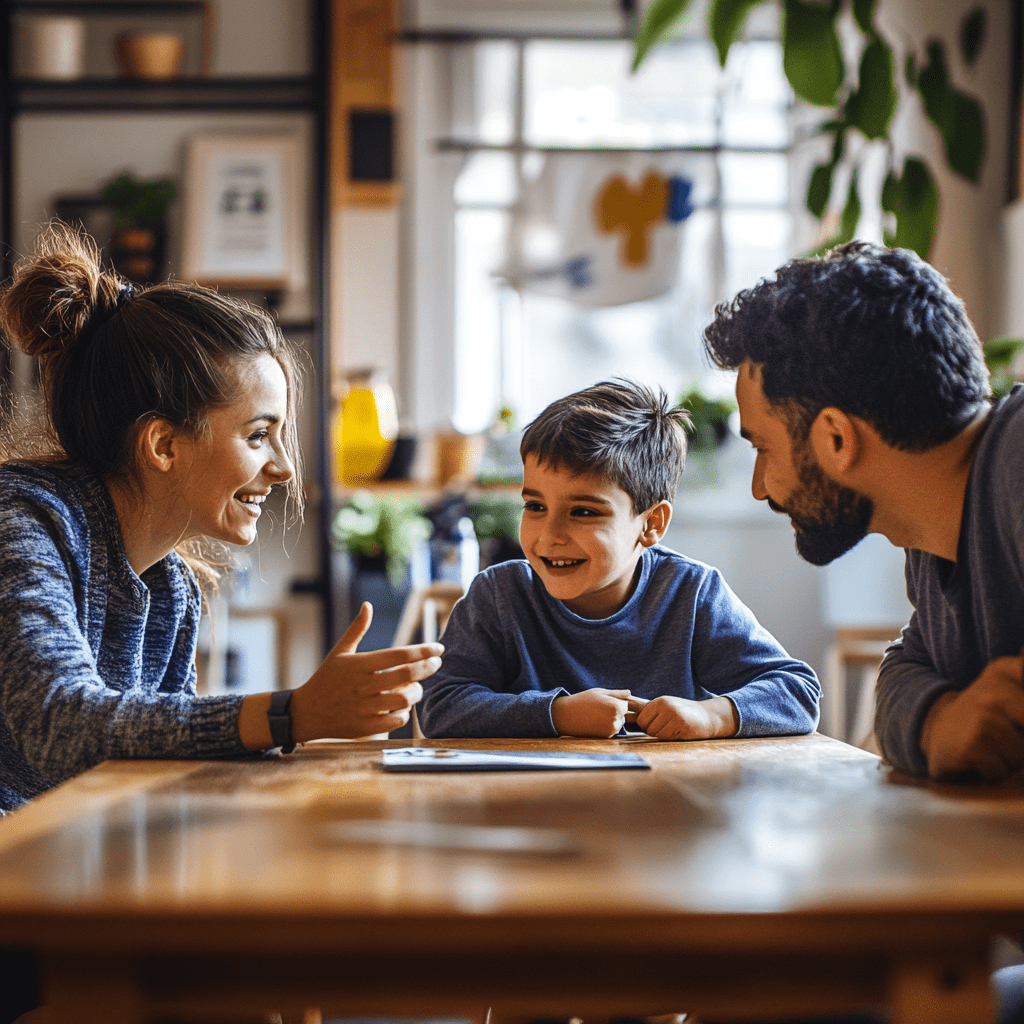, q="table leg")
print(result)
[891,955,995,1024]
